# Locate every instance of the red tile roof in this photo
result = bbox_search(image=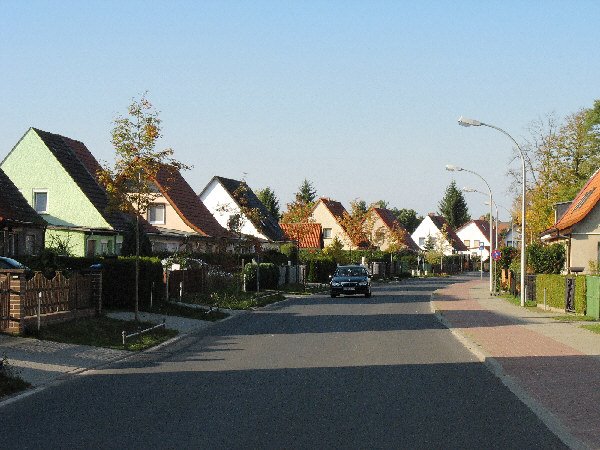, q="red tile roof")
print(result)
[280,222,322,249]
[546,168,600,233]
[371,208,419,251]
[316,197,347,221]
[154,166,231,238]
[428,214,468,251]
